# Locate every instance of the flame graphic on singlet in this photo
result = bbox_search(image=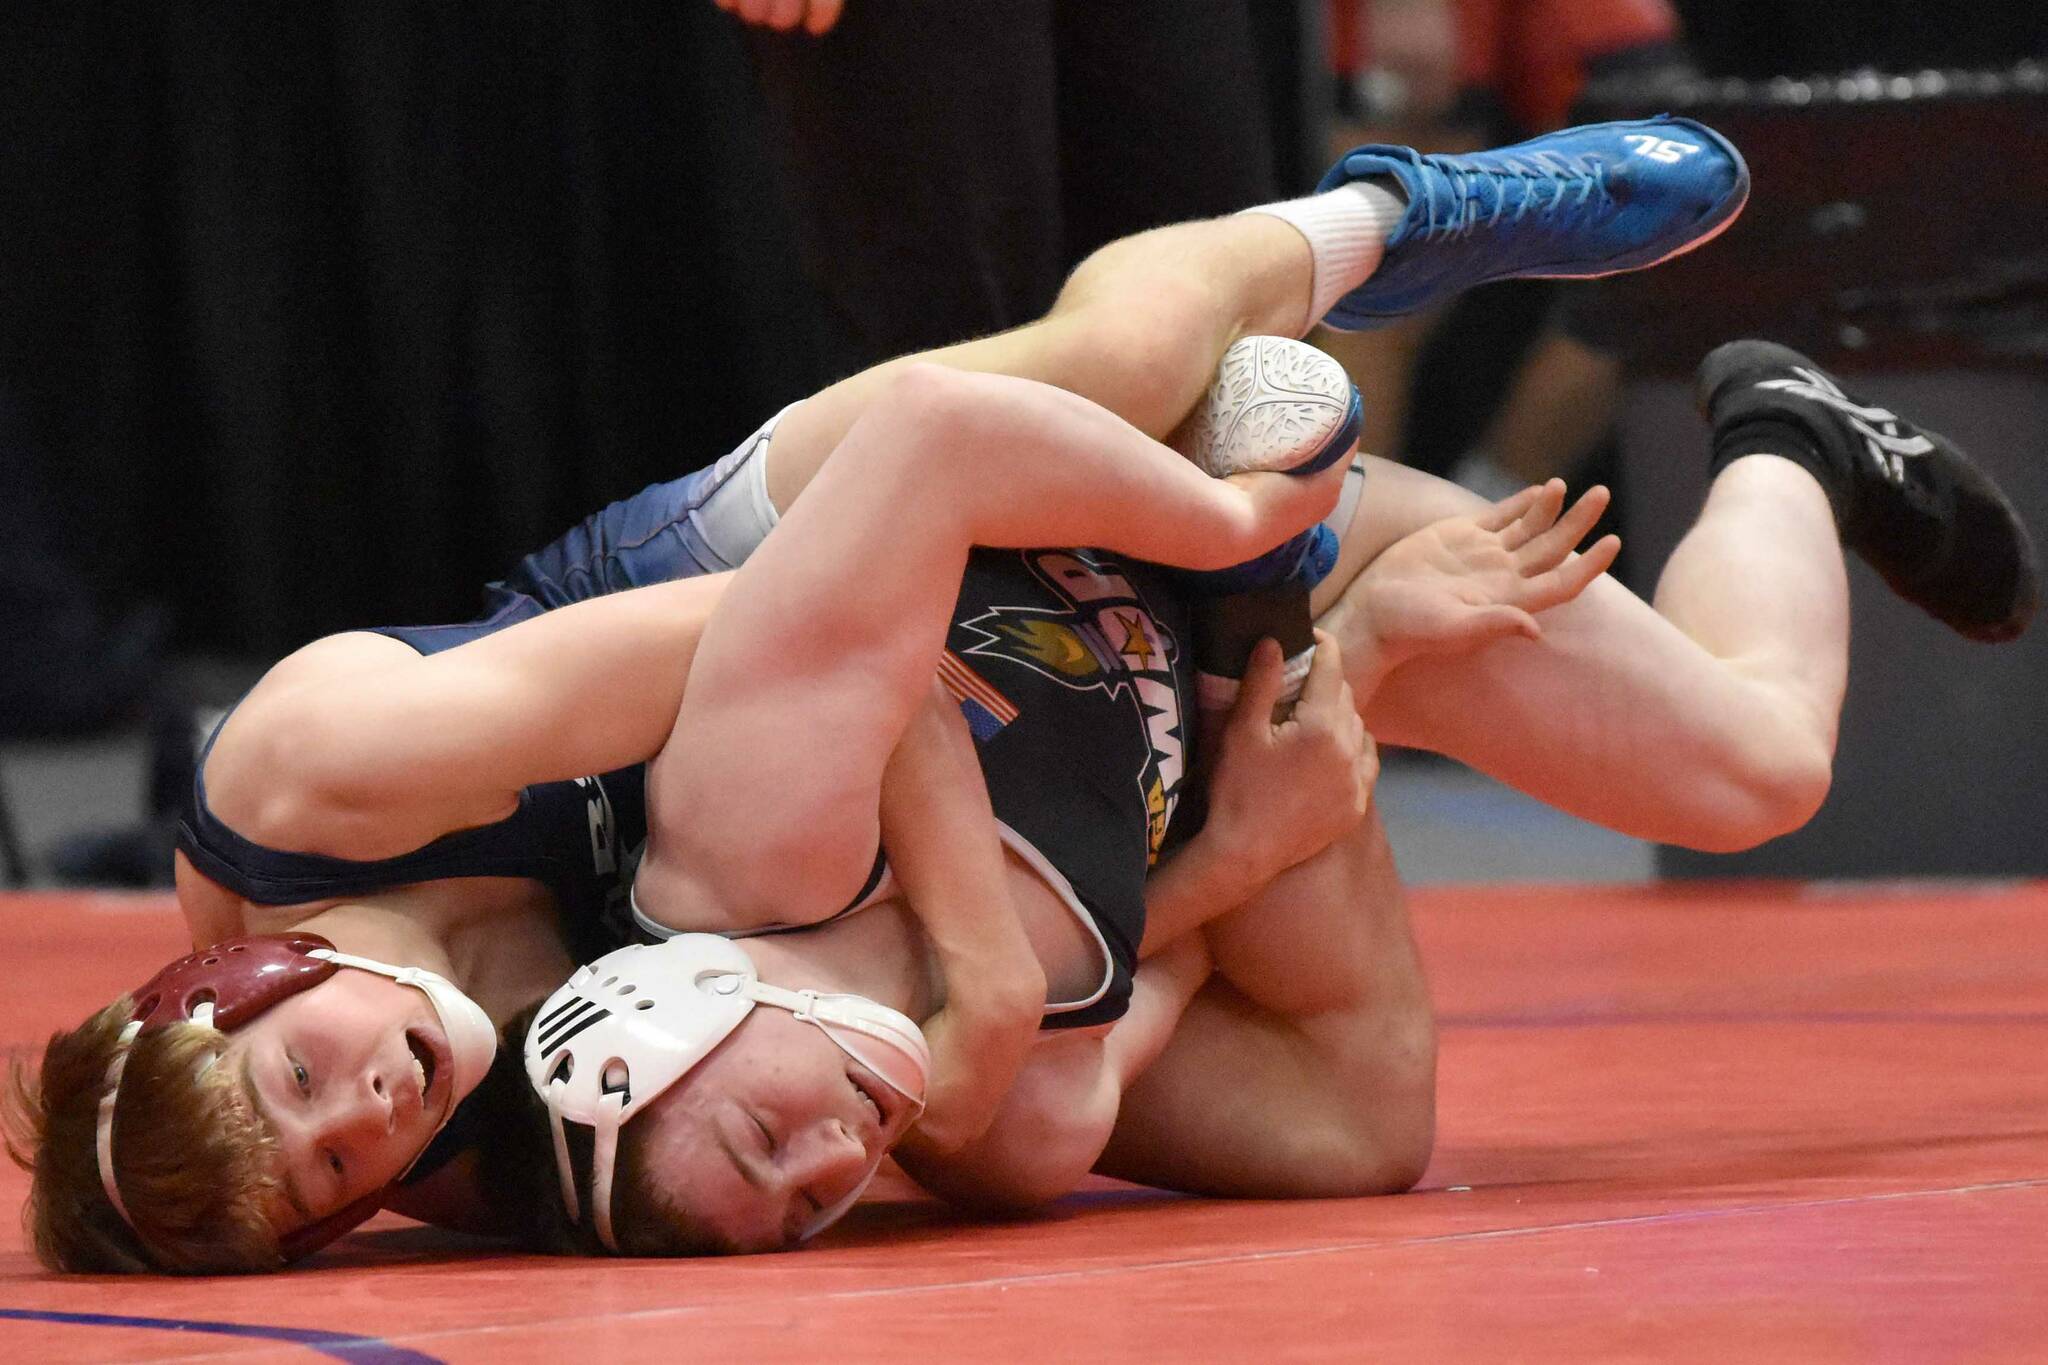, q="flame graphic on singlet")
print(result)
[992,618,1101,677]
